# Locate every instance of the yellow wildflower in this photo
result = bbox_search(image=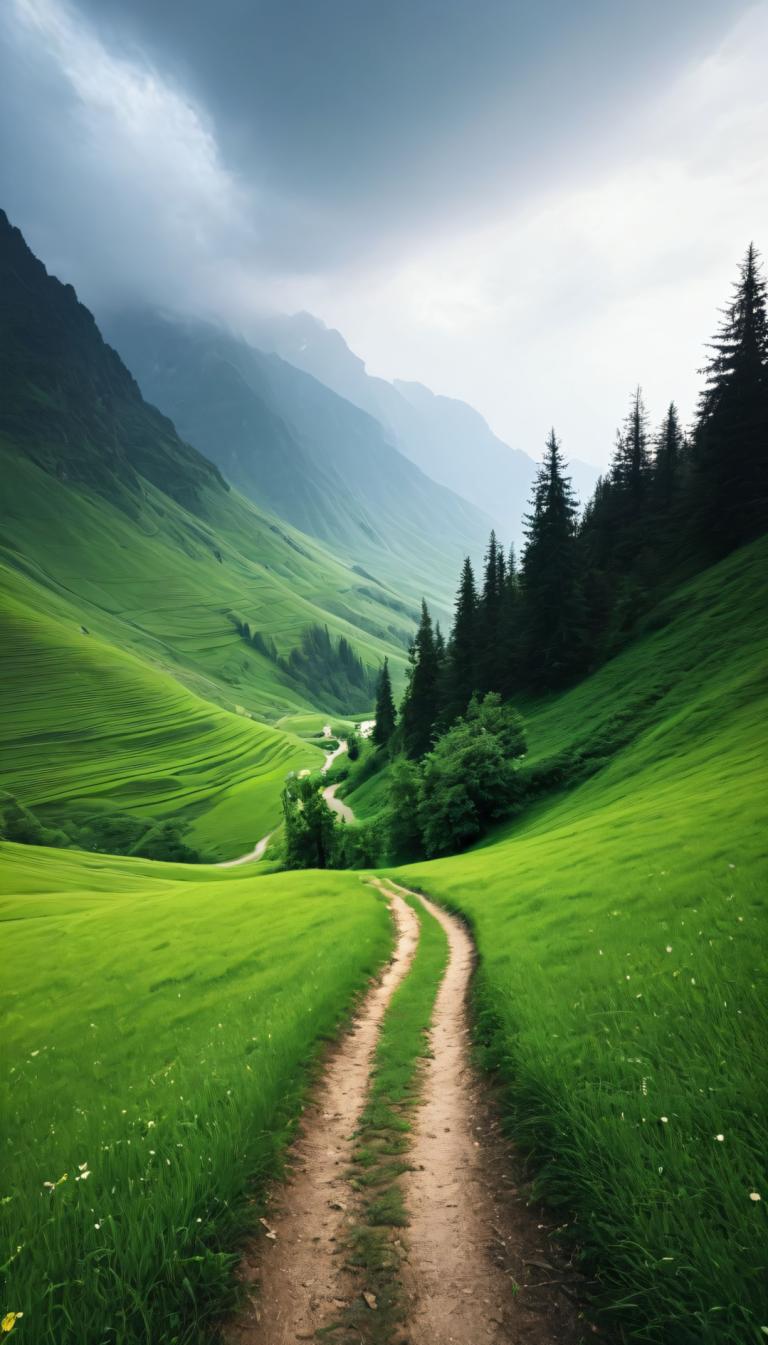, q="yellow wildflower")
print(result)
[2,1312,24,1333]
